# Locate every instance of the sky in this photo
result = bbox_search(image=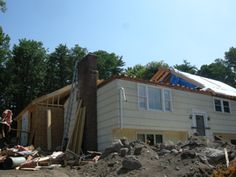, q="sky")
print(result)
[1,0,236,68]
